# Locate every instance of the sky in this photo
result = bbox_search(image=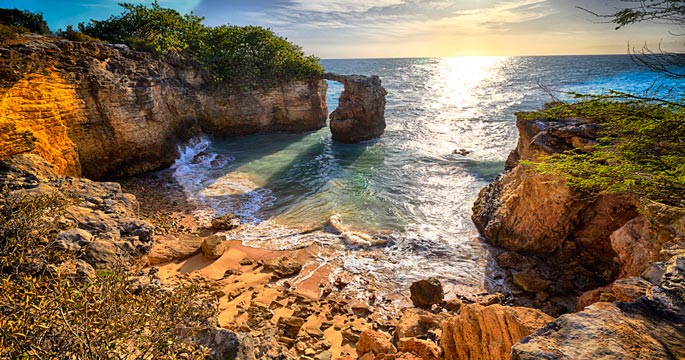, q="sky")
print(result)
[1,0,680,59]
